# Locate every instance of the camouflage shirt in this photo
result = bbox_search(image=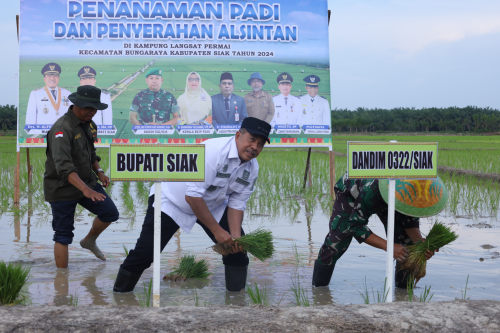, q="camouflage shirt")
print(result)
[333,173,419,244]
[130,89,178,124]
